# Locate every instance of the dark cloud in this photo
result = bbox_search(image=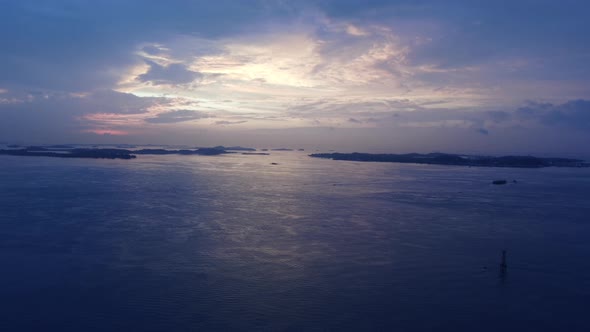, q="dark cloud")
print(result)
[145,110,209,124]
[1,0,589,93]
[85,90,164,114]
[0,89,166,142]
[1,89,160,115]
[311,1,590,84]
[214,120,248,125]
[1,0,589,155]
[486,111,511,123]
[0,1,299,92]
[354,1,588,73]
[476,128,489,135]
[391,99,590,132]
[517,100,590,129]
[138,61,202,86]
